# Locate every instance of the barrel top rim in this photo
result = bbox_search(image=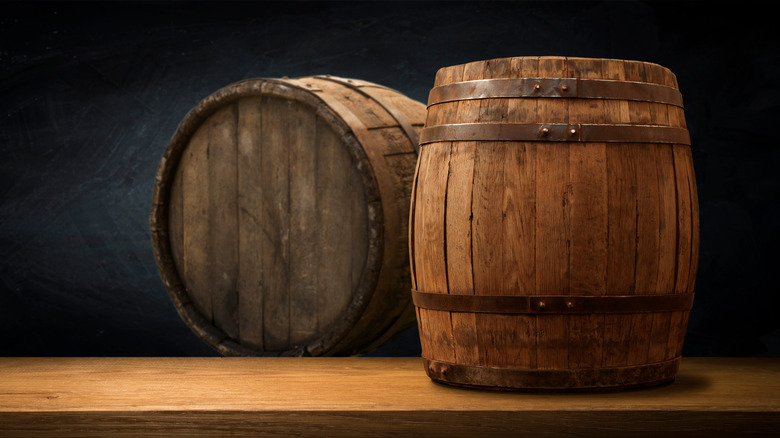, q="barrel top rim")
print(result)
[434,56,677,84]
